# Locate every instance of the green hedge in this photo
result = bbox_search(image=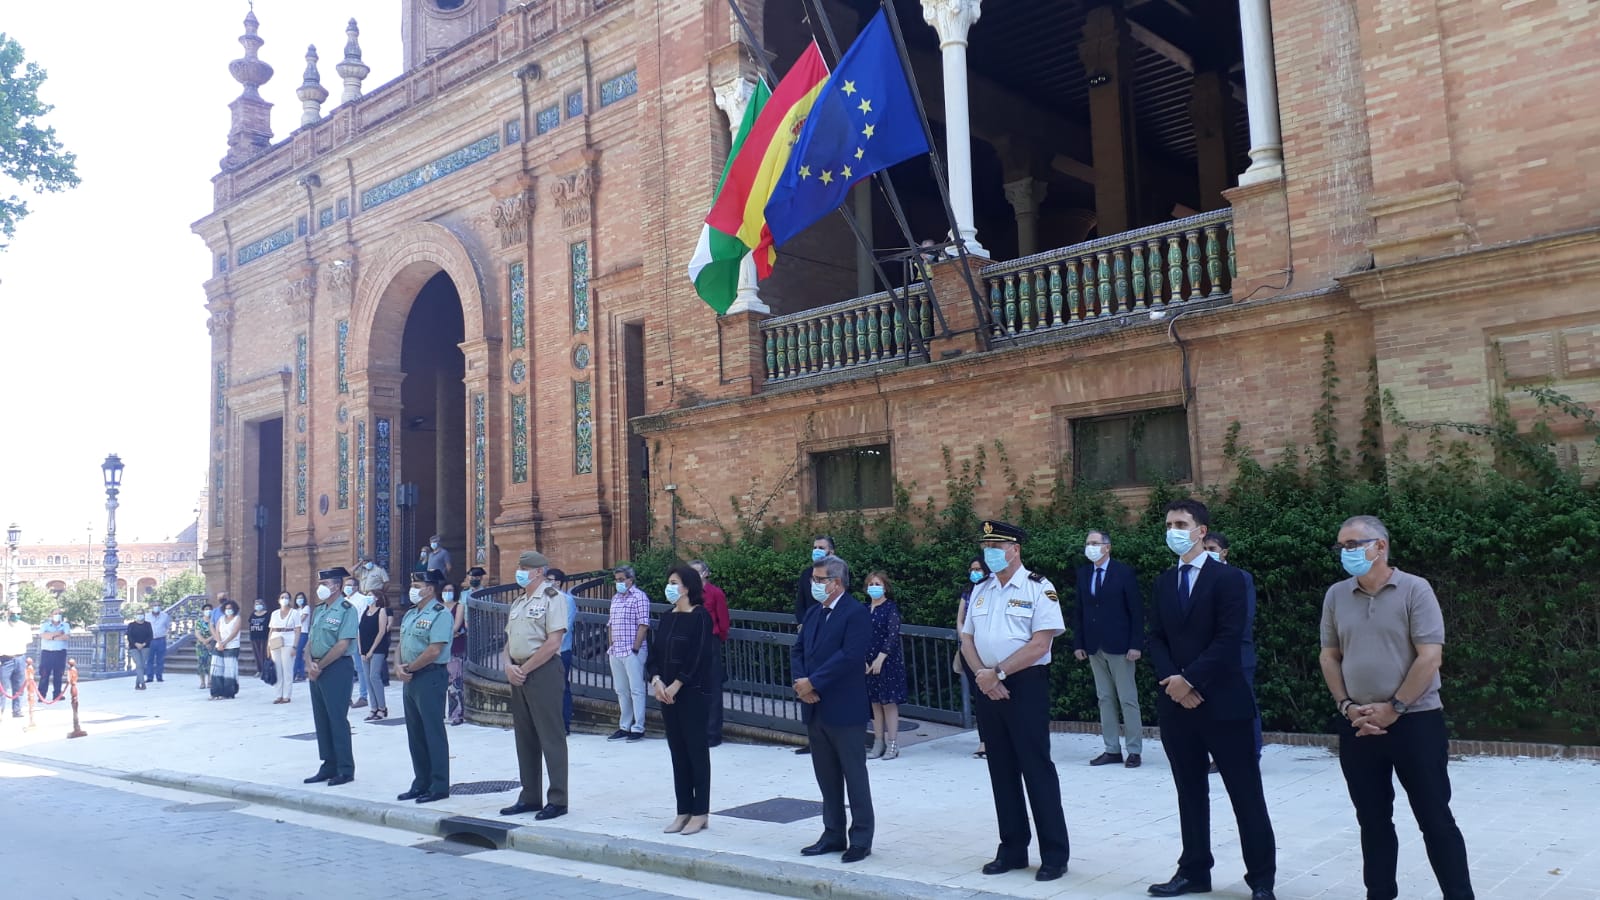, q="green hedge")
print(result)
[629,345,1600,742]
